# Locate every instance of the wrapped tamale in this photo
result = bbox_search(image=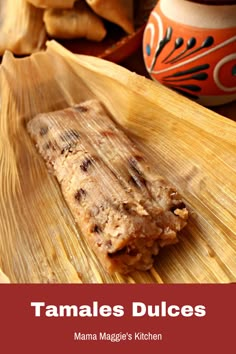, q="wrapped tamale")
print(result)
[26,0,76,8]
[0,0,46,55]
[43,1,107,41]
[27,99,188,274]
[85,0,134,34]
